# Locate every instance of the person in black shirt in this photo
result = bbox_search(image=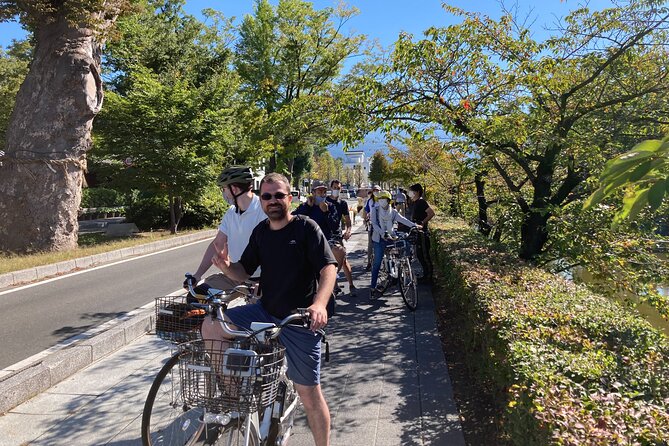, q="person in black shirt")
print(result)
[211,173,337,446]
[408,183,435,284]
[293,180,339,240]
[326,179,357,296]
